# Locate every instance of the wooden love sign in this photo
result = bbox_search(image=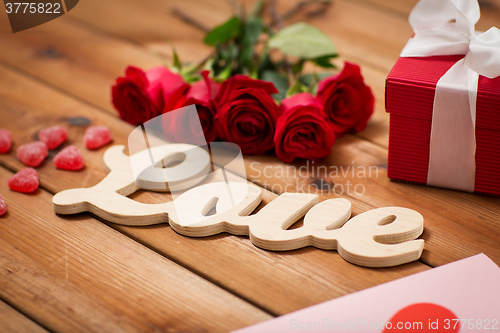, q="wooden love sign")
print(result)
[53,144,425,268]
